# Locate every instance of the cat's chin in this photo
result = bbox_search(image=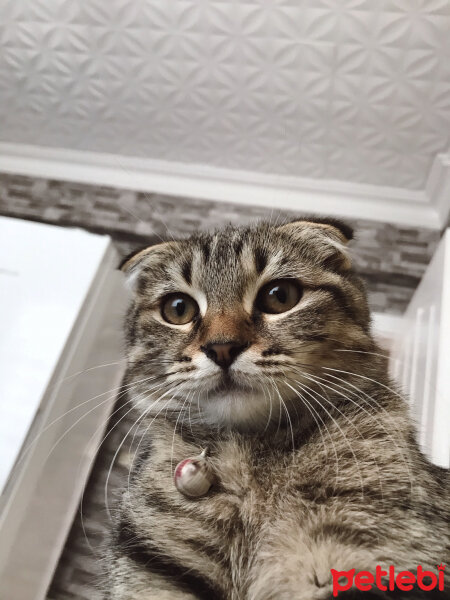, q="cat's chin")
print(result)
[172,372,302,432]
[198,384,282,431]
